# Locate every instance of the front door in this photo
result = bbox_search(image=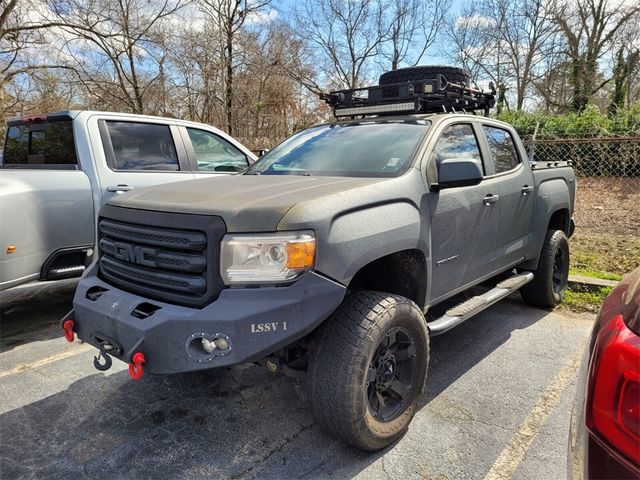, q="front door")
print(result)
[95,119,194,205]
[426,123,500,301]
